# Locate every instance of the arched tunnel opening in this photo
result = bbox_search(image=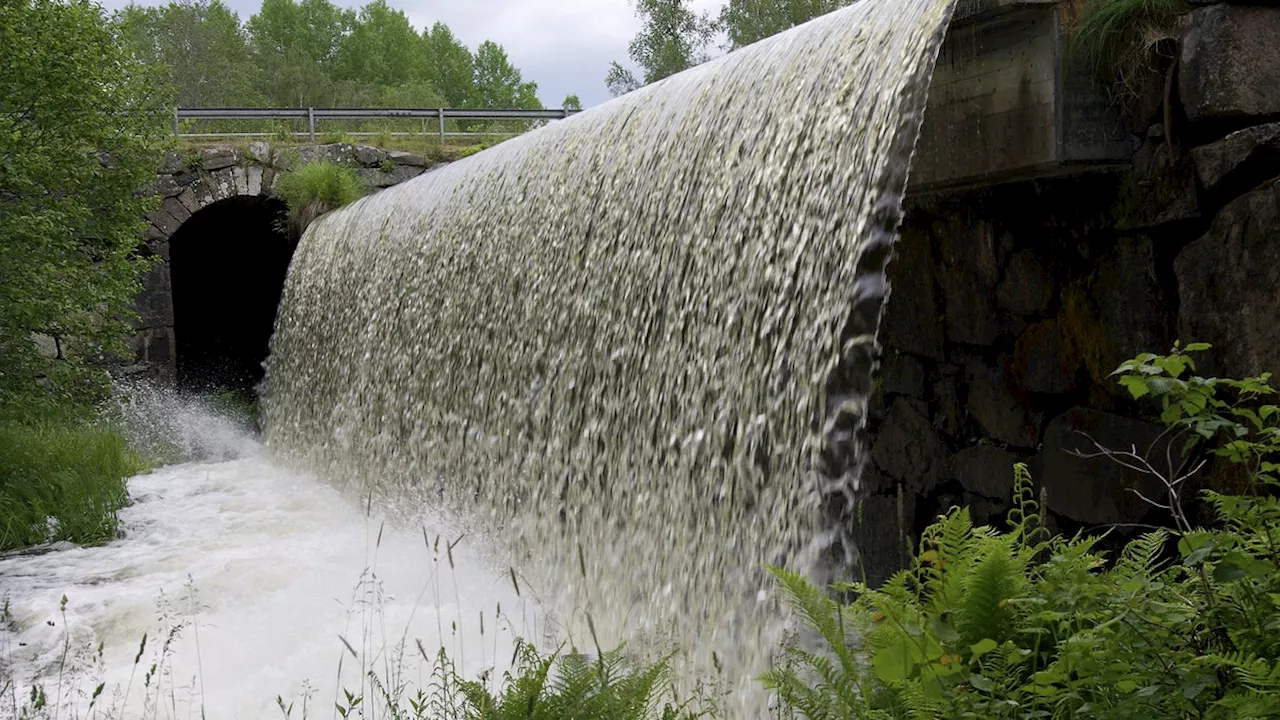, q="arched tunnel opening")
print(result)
[170,195,295,396]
